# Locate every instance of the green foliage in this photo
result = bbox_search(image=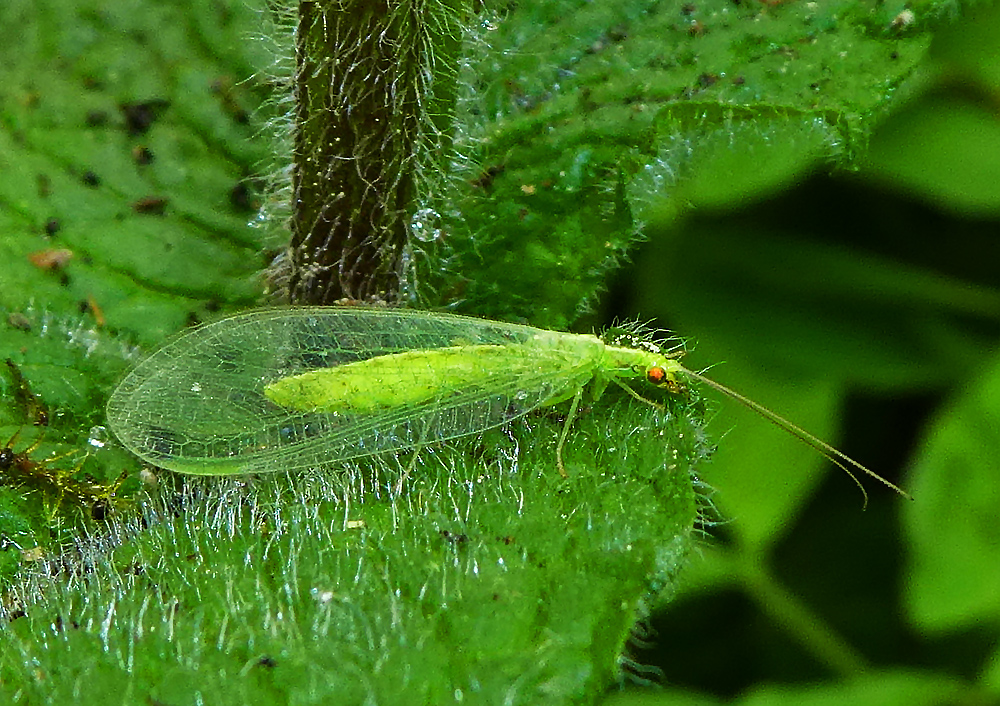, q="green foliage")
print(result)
[1,0,999,704]
[608,2,1000,704]
[0,312,140,564]
[905,352,1000,633]
[422,0,932,328]
[4,395,698,703]
[0,0,272,344]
